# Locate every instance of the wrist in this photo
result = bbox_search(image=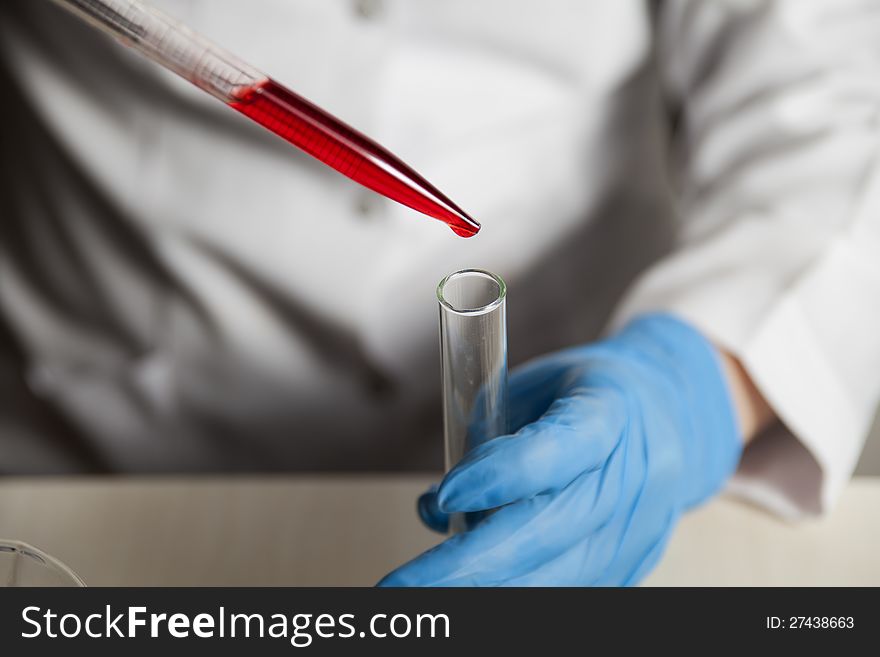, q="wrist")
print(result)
[717,350,775,444]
